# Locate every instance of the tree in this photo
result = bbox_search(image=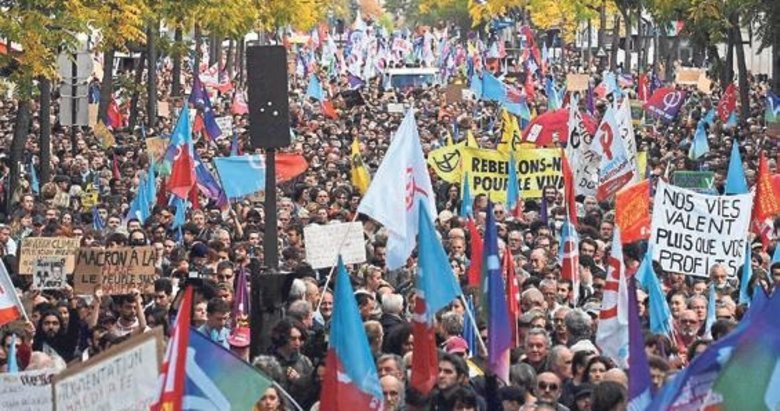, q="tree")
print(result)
[0,0,89,212]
